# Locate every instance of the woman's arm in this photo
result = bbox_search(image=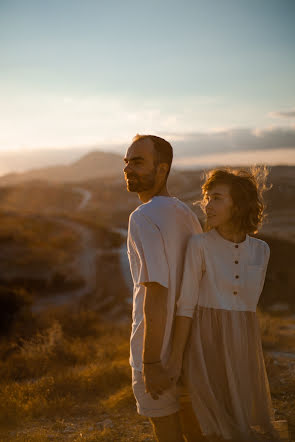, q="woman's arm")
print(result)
[166,235,205,381]
[170,315,192,361]
[166,315,192,382]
